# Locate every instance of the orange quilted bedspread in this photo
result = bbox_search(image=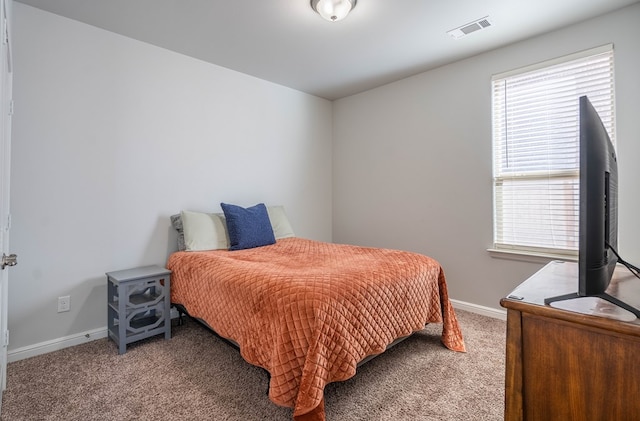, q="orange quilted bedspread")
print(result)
[167,238,465,421]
